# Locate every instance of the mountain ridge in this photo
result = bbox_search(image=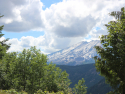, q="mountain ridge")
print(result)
[47,40,104,66]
